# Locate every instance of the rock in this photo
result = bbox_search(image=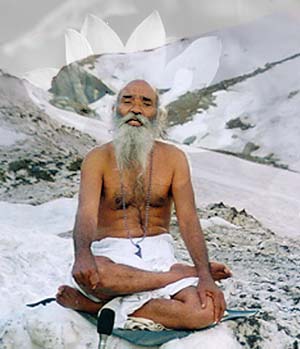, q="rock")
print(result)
[242,142,260,156]
[183,135,197,145]
[49,62,115,116]
[225,117,254,131]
